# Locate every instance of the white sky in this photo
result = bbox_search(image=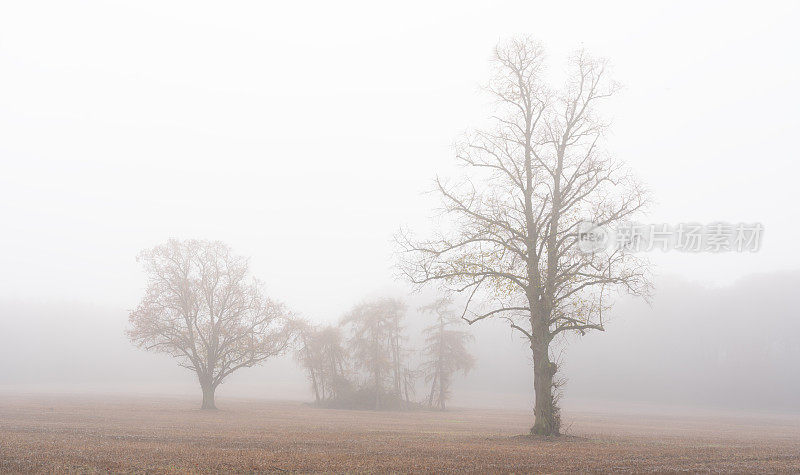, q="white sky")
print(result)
[1,1,798,321]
